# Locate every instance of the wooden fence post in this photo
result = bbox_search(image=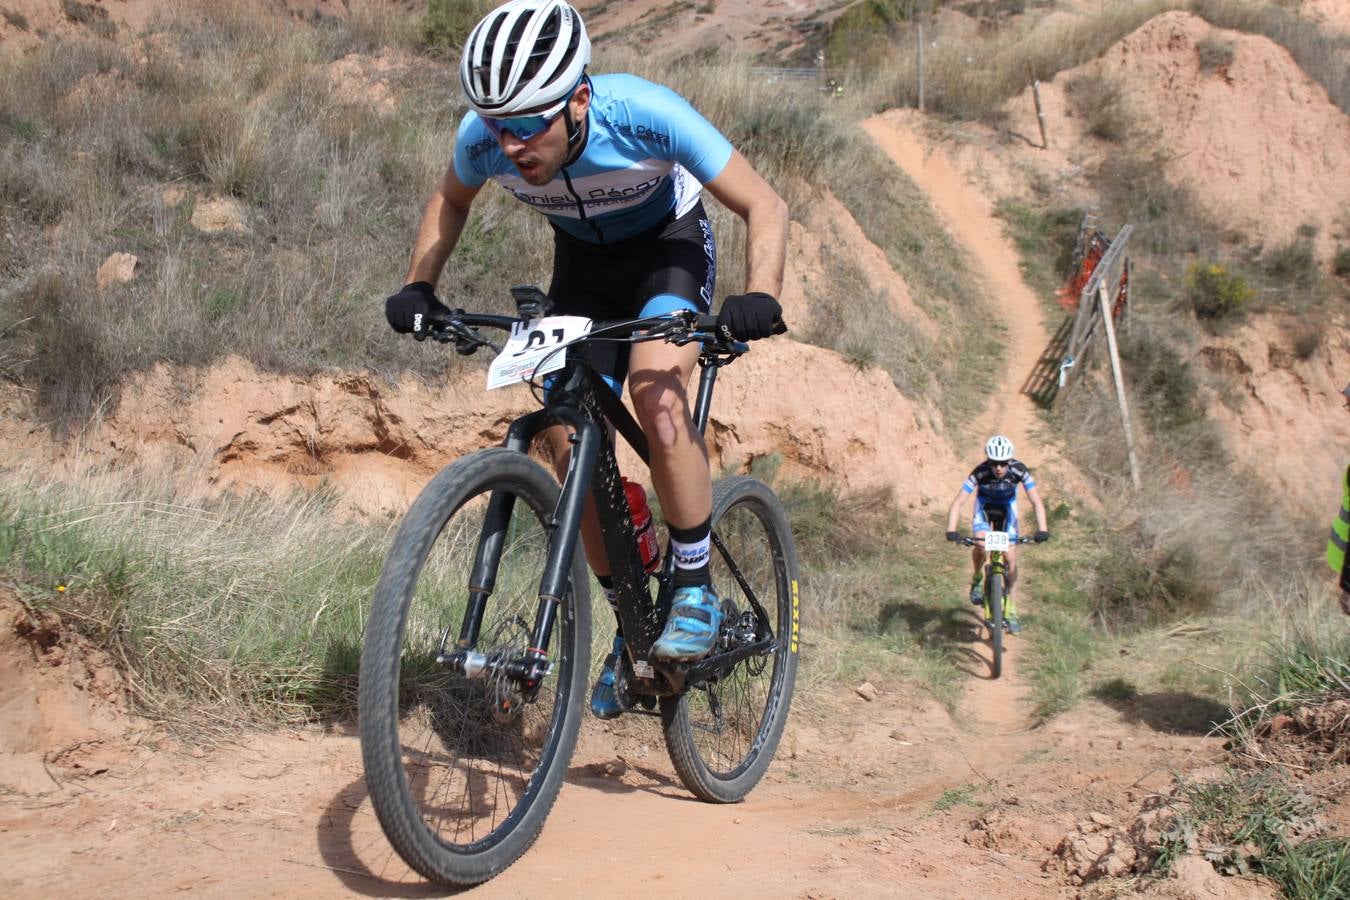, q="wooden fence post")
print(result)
[1032,79,1048,149]
[1098,280,1141,491]
[917,24,925,112]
